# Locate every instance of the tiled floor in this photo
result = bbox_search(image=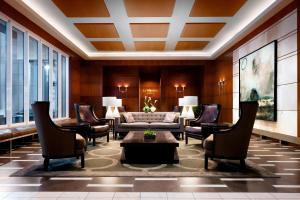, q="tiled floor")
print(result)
[1,192,300,199]
[1,135,300,199]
